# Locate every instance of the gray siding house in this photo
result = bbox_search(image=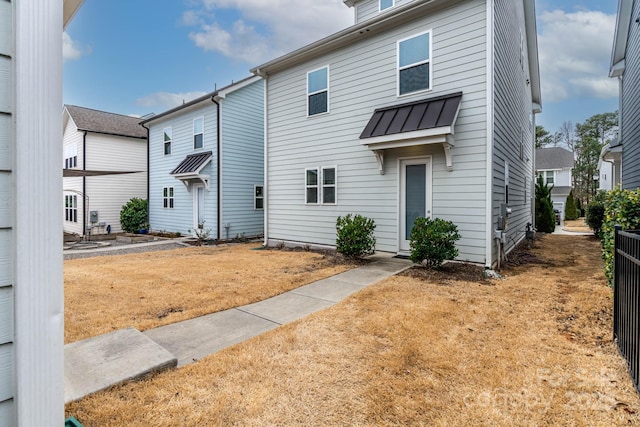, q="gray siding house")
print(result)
[1,0,84,425]
[142,76,264,240]
[252,0,541,268]
[535,147,574,220]
[611,0,640,189]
